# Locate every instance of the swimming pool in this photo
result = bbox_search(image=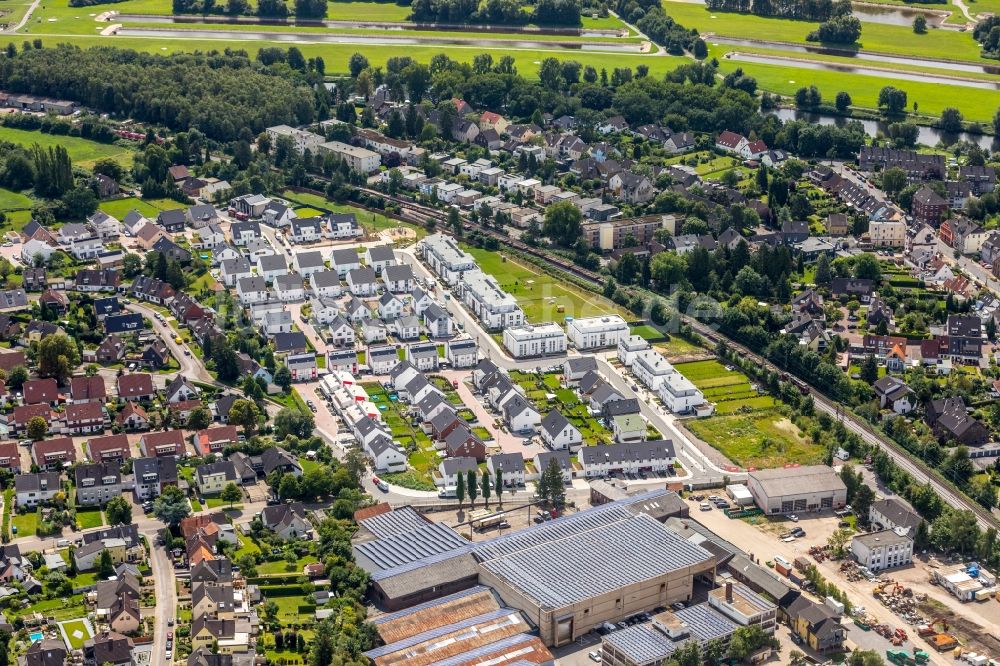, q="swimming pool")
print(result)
[29,632,43,643]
